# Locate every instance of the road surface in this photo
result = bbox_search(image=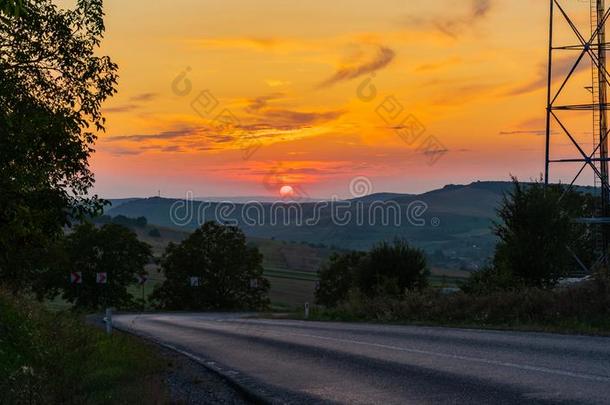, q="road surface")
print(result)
[114,313,610,404]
